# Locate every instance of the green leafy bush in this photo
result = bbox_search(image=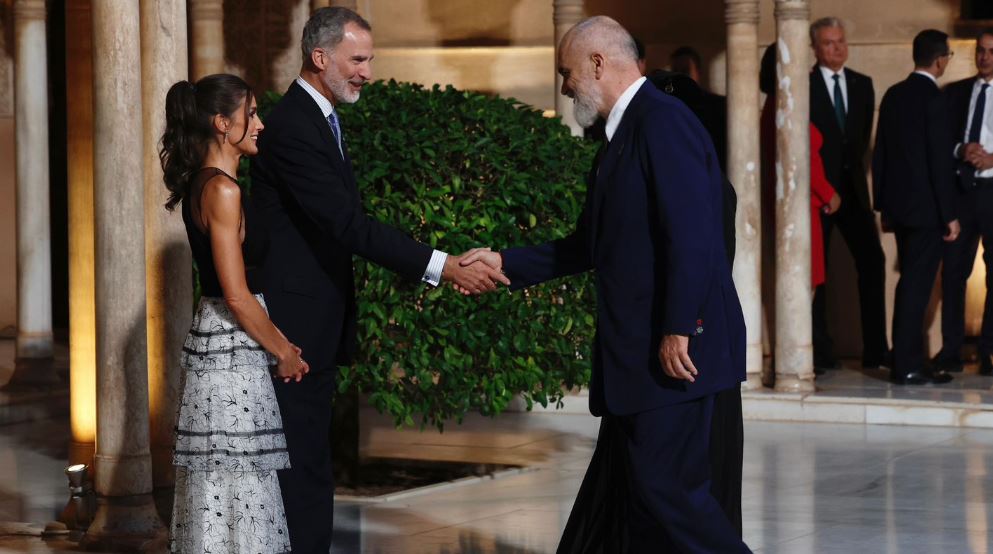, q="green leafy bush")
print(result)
[250,80,598,430]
